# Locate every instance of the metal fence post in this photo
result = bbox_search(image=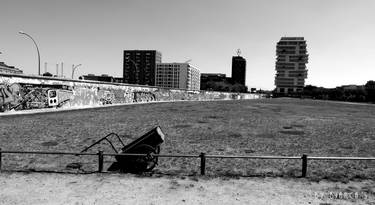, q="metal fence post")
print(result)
[302,154,308,177]
[98,150,103,172]
[200,152,206,175]
[0,148,2,171]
